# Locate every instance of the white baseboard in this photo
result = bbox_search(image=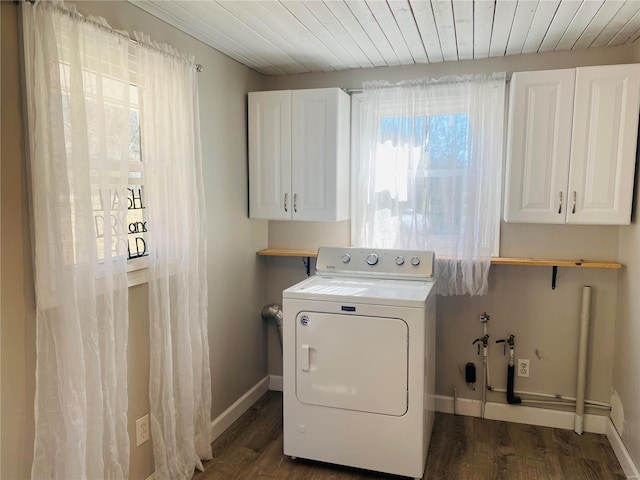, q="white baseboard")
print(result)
[210,375,270,442]
[435,394,482,417]
[269,374,283,391]
[144,473,155,480]
[435,395,607,434]
[485,402,607,434]
[606,419,640,480]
